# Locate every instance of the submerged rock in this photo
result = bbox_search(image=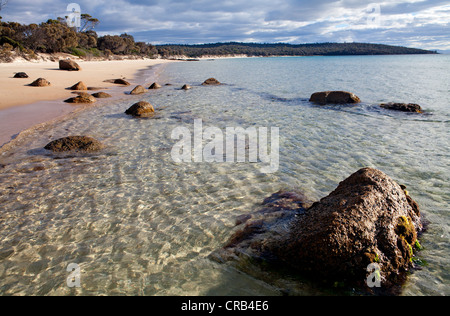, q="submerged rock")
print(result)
[310,91,361,105]
[202,78,221,85]
[29,78,51,87]
[213,168,423,293]
[380,103,423,113]
[59,59,82,71]
[130,85,146,95]
[14,72,29,78]
[181,84,192,90]
[44,136,103,152]
[125,101,155,117]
